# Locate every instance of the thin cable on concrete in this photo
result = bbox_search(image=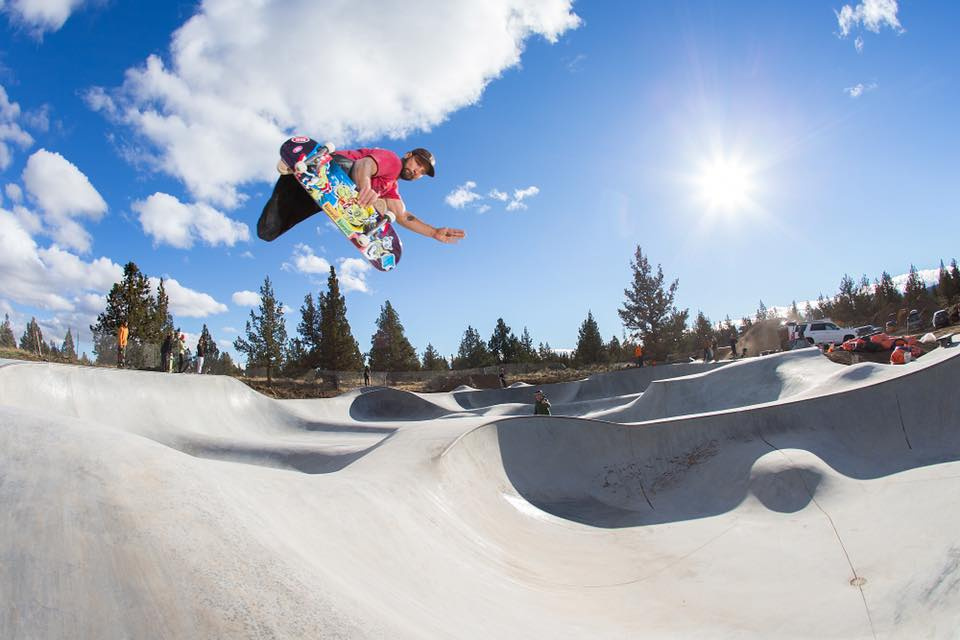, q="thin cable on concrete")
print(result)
[759,434,878,640]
